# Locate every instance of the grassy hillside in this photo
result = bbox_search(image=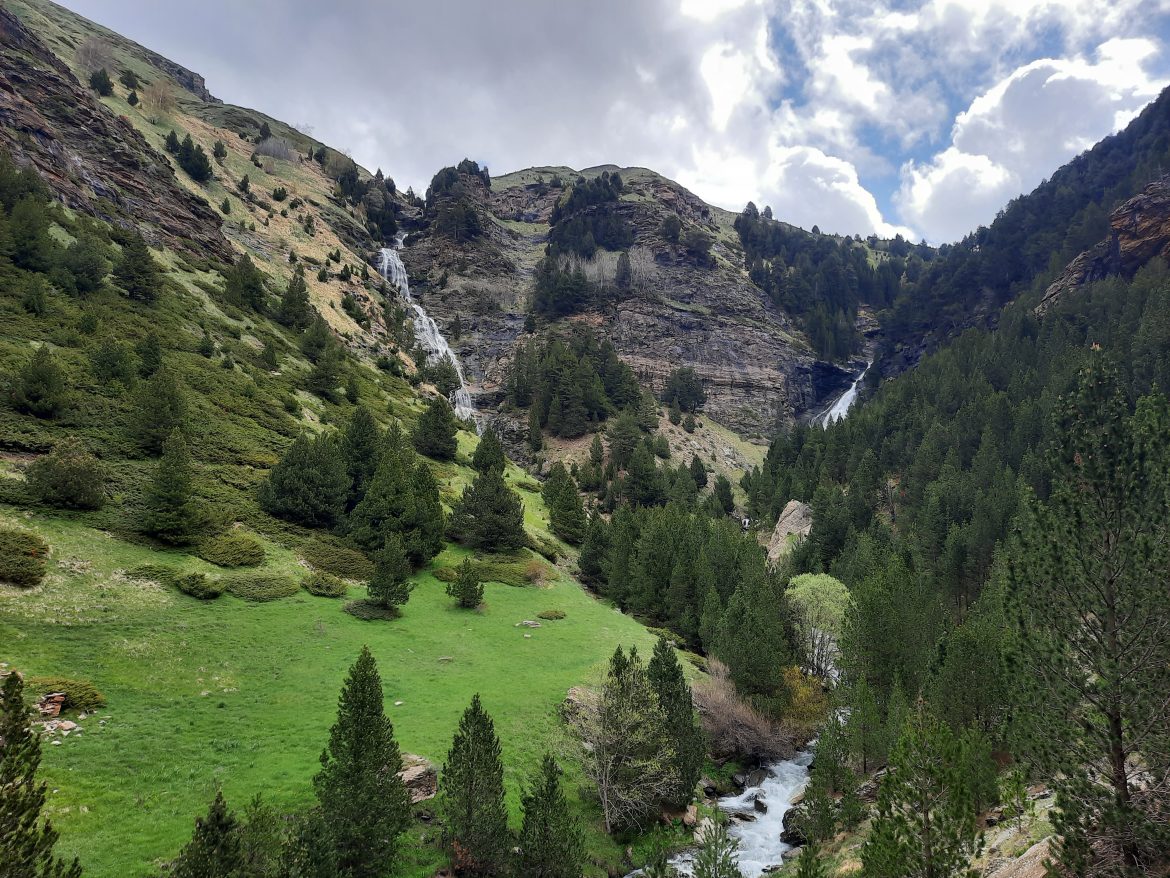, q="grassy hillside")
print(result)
[1,504,655,877]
